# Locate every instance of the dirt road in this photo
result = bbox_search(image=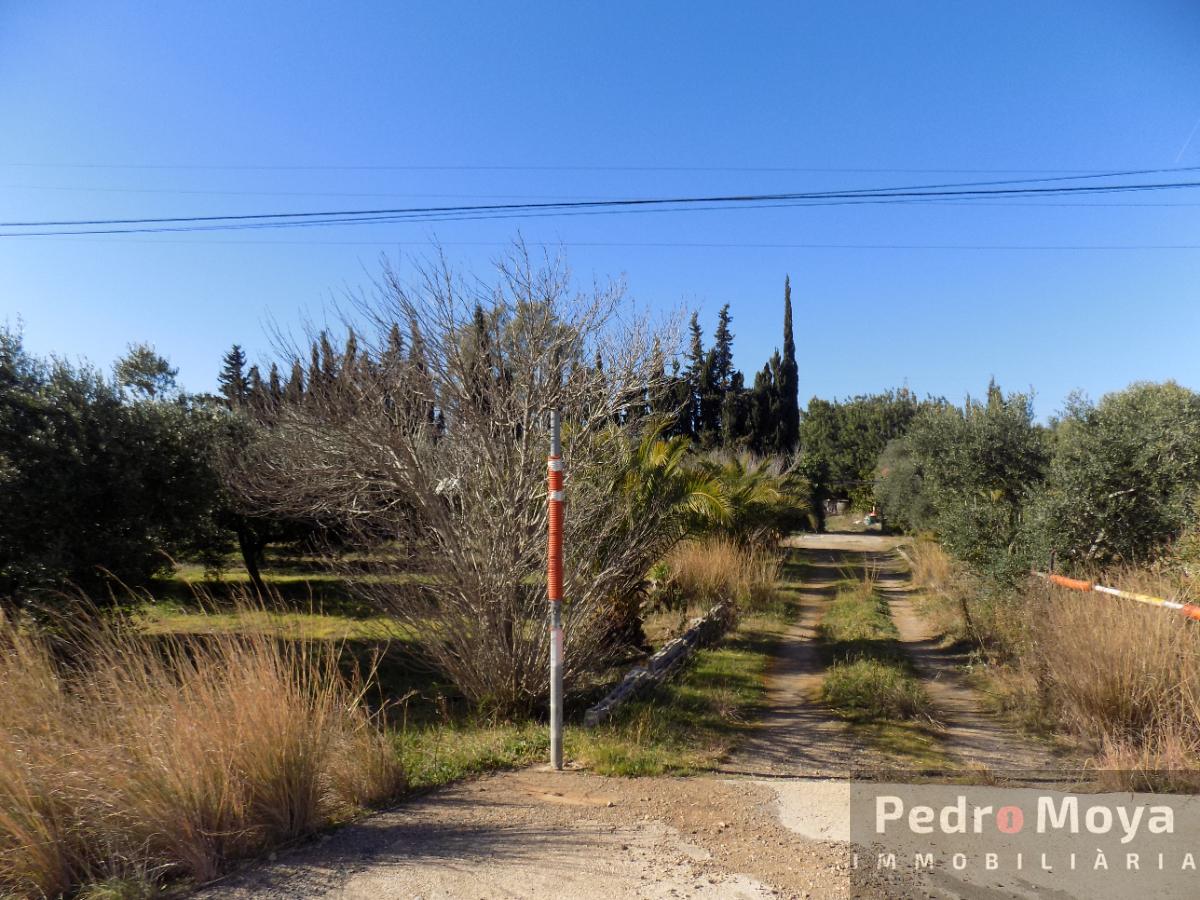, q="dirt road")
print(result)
[197,534,1132,900]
